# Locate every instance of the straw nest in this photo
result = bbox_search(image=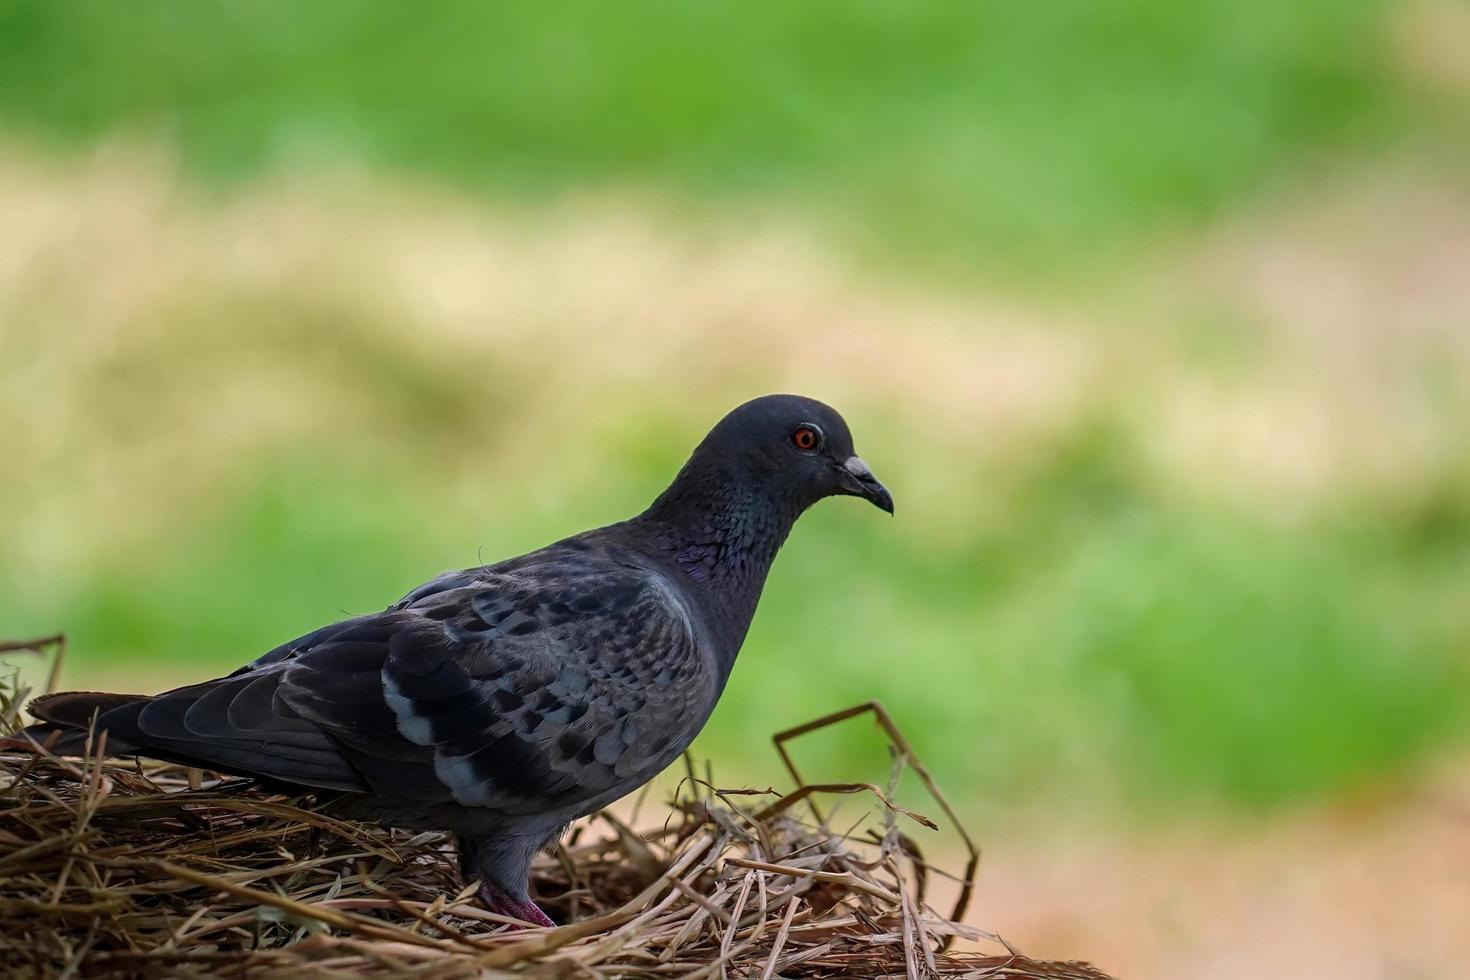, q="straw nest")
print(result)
[0,639,1112,979]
